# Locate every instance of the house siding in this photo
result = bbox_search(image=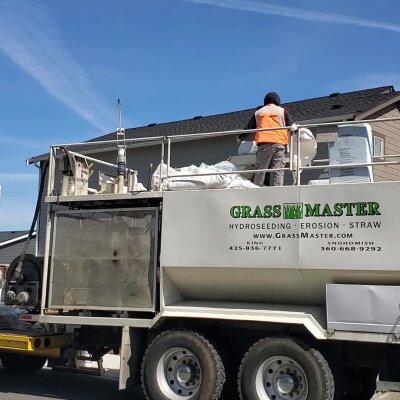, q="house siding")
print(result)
[368,106,400,181]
